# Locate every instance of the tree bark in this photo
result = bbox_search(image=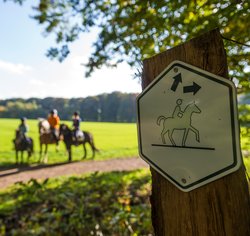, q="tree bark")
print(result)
[142,29,250,236]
